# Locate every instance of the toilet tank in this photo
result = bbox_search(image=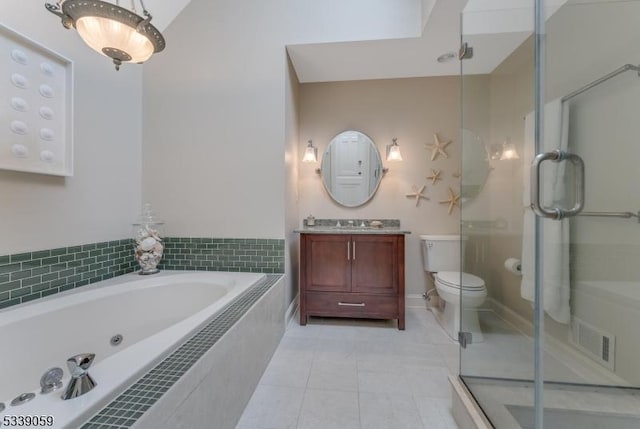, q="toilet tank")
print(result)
[420,235,467,272]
